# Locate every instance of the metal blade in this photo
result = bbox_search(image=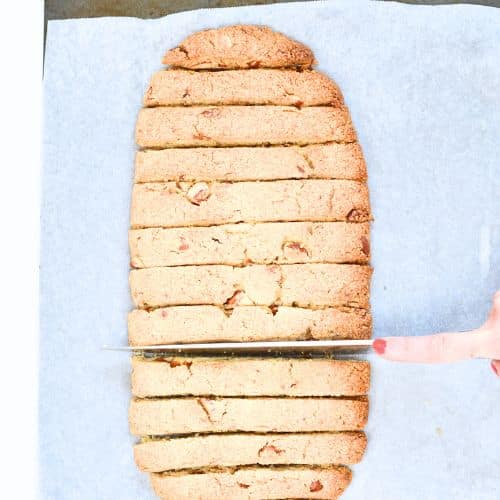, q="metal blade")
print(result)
[103,339,373,355]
